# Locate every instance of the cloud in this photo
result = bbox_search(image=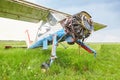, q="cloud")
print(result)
[87,33,120,42]
[87,28,120,42]
[0,18,37,40]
